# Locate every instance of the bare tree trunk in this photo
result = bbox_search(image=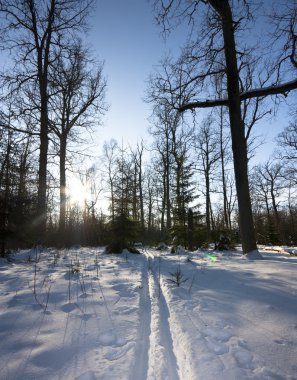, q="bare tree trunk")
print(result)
[165,150,171,230]
[59,137,67,240]
[132,163,138,220]
[18,138,30,200]
[265,196,271,223]
[34,0,55,239]
[132,142,145,230]
[137,146,145,231]
[205,172,211,236]
[209,0,257,254]
[36,98,49,238]
[219,107,230,230]
[148,187,153,231]
[270,185,281,236]
[110,181,115,222]
[210,198,215,231]
[288,183,296,241]
[0,136,11,257]
[161,171,166,234]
